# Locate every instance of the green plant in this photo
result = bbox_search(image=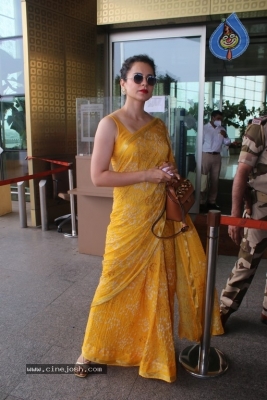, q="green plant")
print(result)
[188,99,255,137]
[4,97,26,149]
[188,99,266,138]
[222,99,257,137]
[156,73,176,94]
[257,102,267,116]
